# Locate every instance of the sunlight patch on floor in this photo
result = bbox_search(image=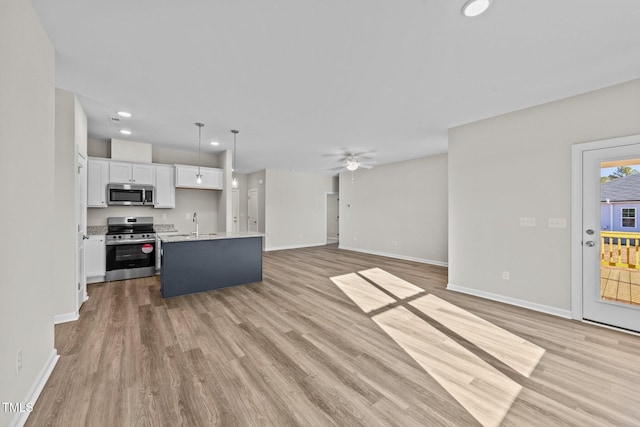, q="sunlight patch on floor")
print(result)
[358,267,424,299]
[410,294,546,378]
[330,272,396,313]
[374,306,522,427]
[330,268,547,427]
